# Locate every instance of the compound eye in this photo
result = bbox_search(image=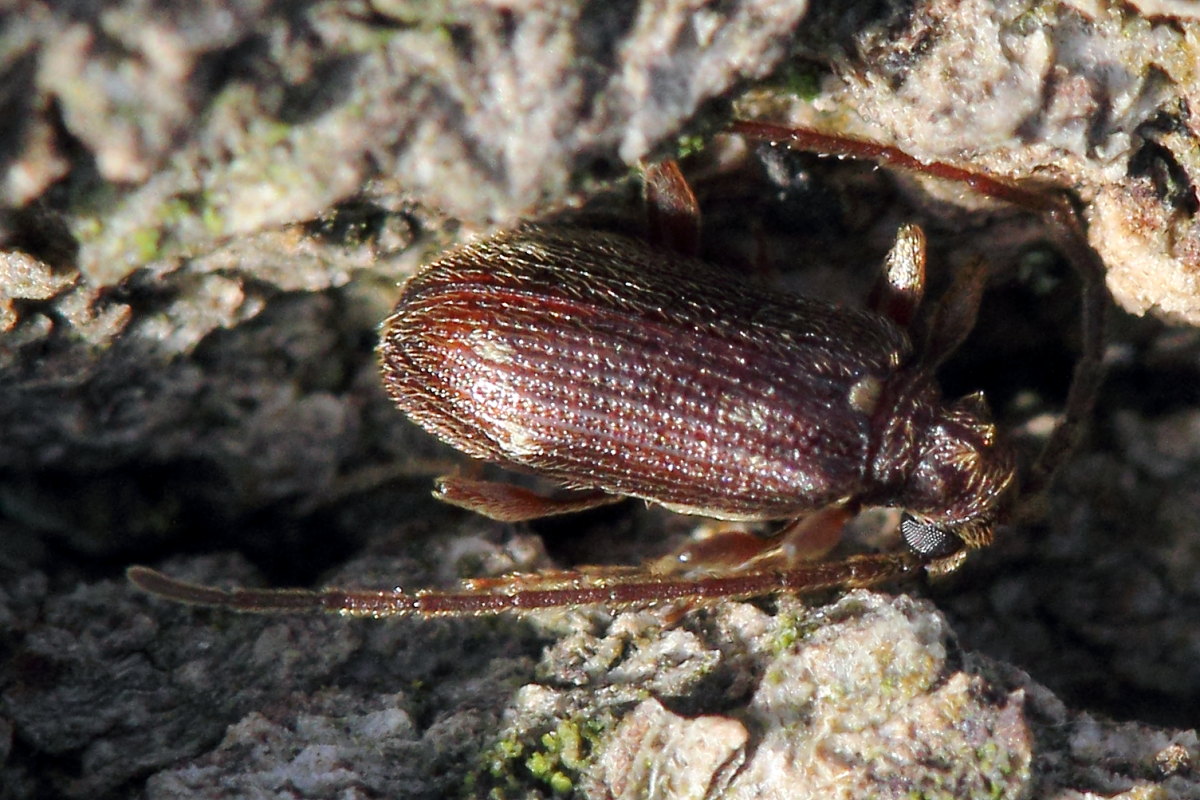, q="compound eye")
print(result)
[900,516,963,558]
